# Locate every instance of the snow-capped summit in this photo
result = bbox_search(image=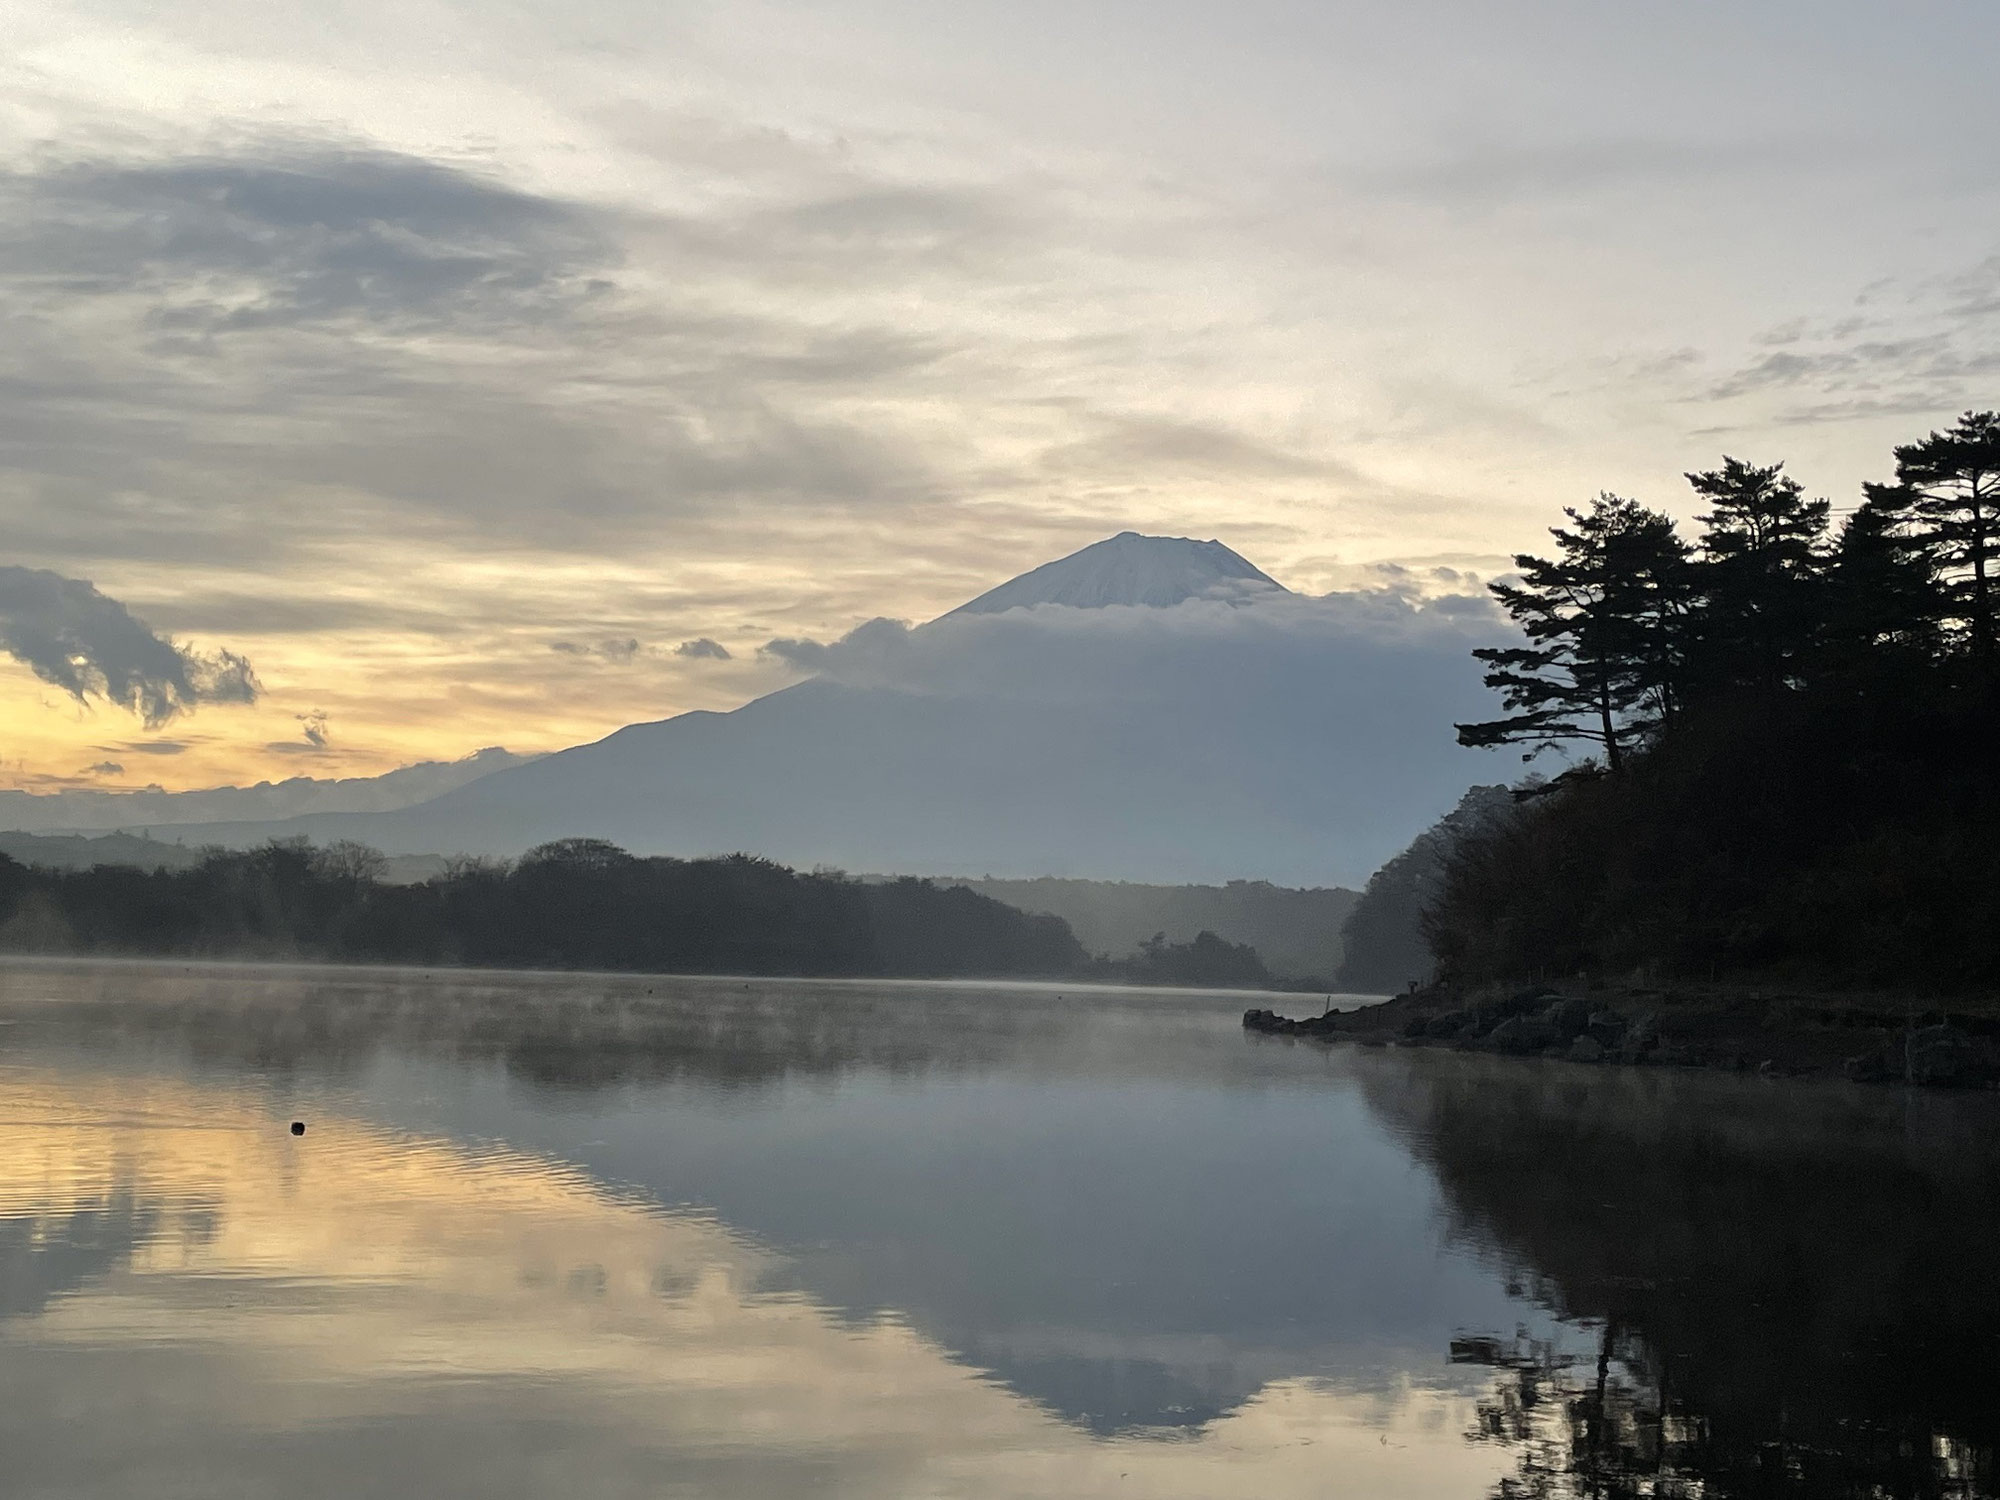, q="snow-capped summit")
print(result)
[944,531,1285,617]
